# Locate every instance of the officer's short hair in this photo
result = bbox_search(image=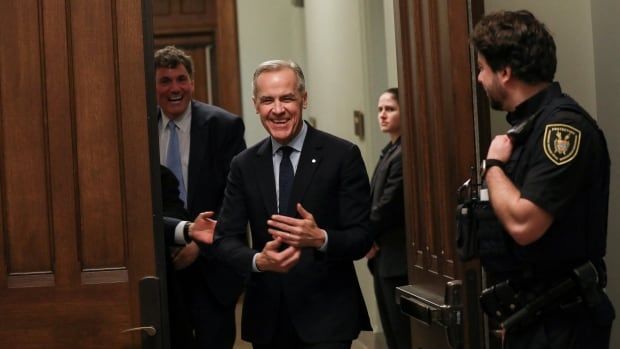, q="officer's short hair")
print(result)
[252,60,305,98]
[471,10,556,84]
[154,45,194,78]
